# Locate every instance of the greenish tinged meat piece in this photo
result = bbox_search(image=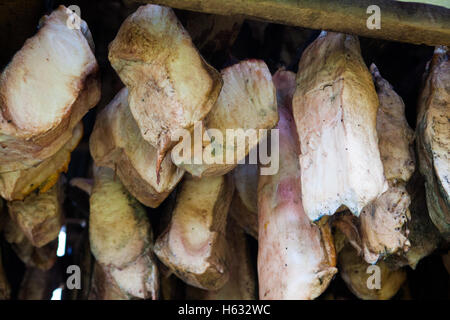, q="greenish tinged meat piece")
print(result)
[89,166,159,300]
[416,46,450,240]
